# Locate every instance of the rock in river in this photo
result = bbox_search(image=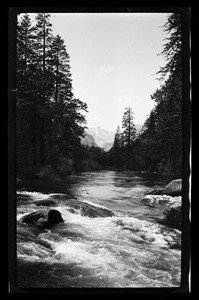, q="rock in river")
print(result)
[162,179,182,196]
[21,209,64,229]
[160,200,182,230]
[34,200,57,207]
[59,198,114,218]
